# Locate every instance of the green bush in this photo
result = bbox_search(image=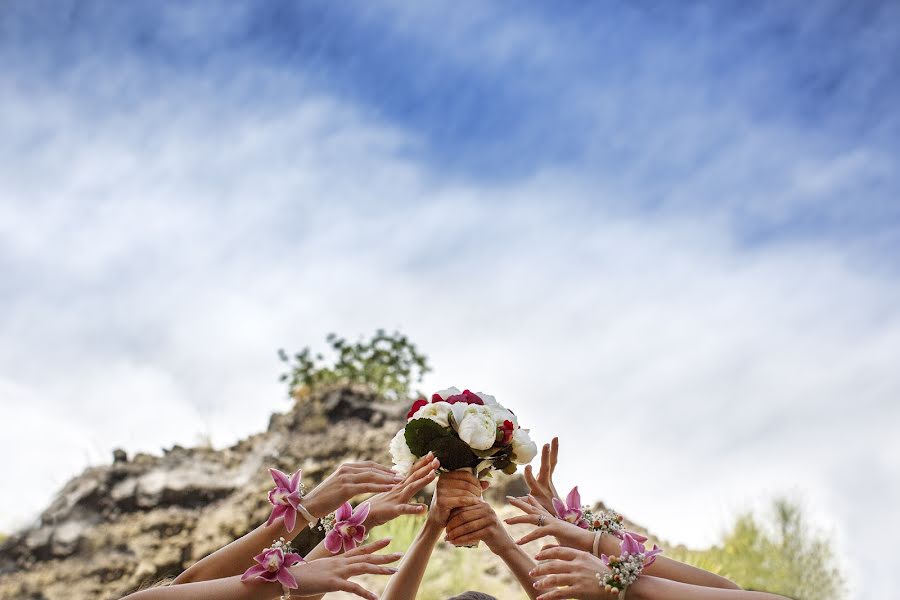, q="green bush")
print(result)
[279,330,430,401]
[669,499,844,600]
